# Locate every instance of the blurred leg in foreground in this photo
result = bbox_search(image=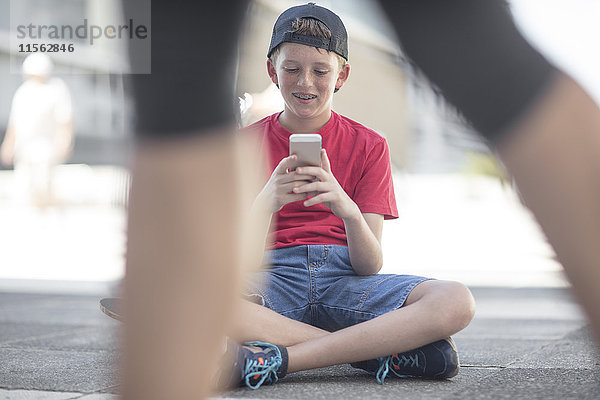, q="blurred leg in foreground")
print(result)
[121,1,252,399]
[381,0,600,344]
[124,134,246,399]
[497,75,600,344]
